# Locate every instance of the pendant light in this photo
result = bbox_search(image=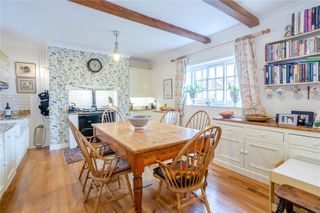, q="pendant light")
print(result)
[112,30,121,62]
